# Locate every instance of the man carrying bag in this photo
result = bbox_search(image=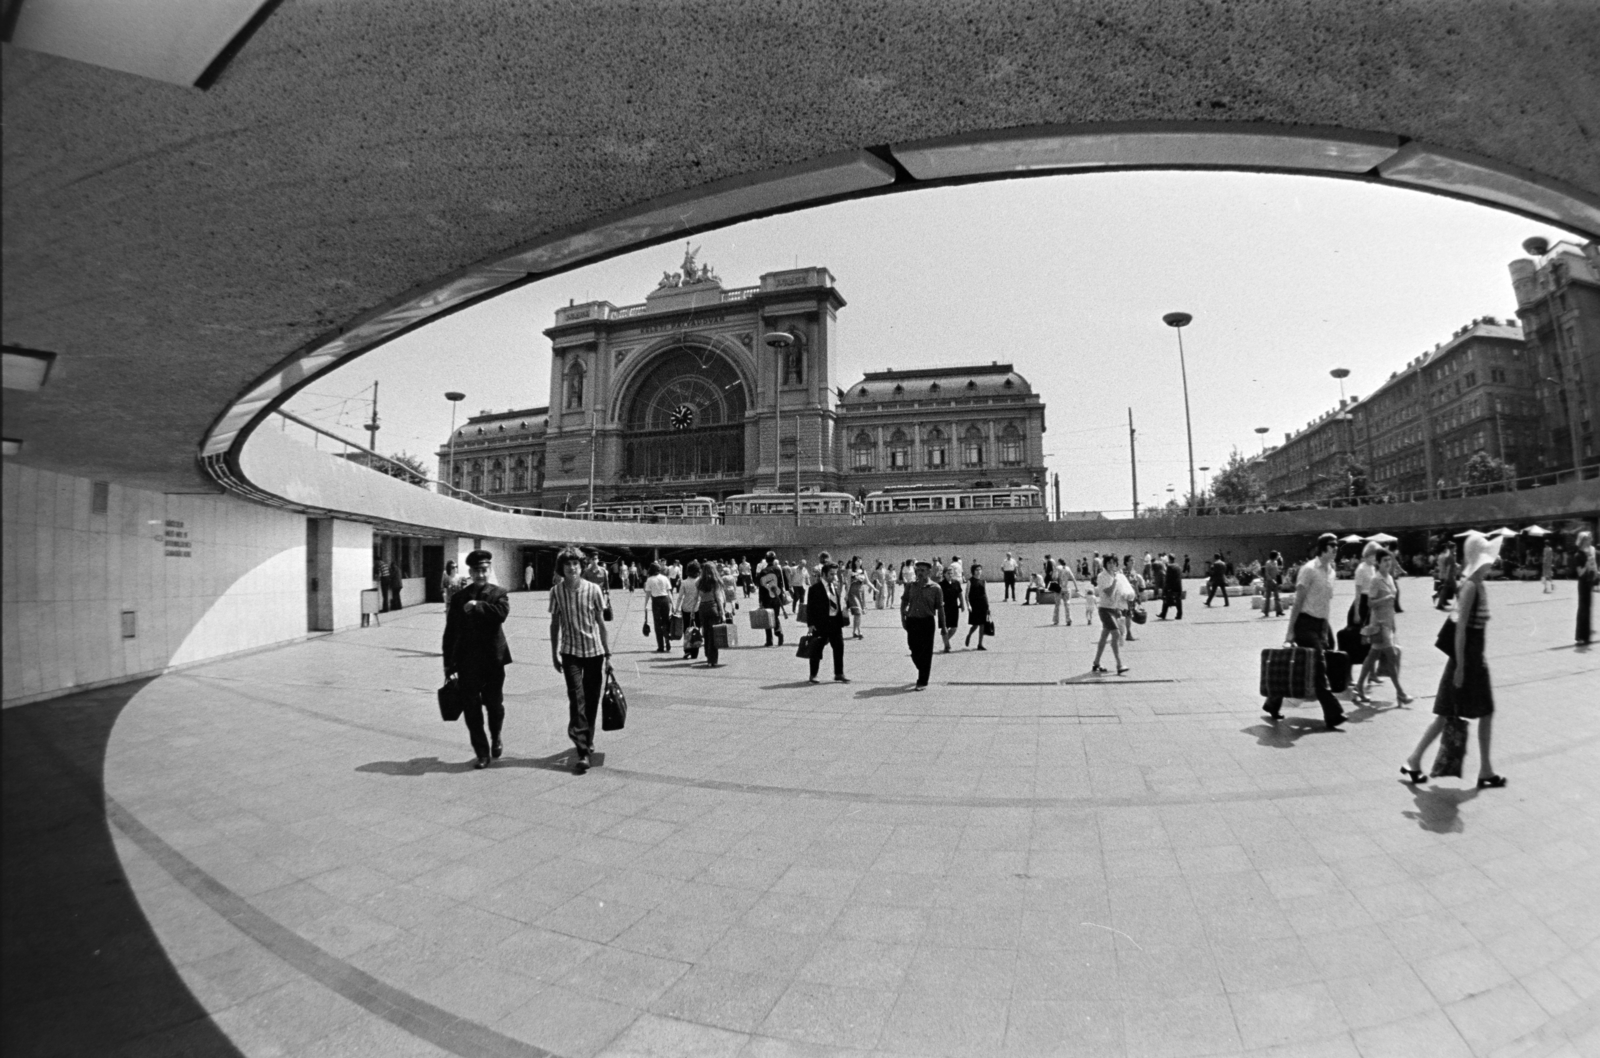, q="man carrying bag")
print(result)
[1260,533,1347,731]
[442,549,513,769]
[550,547,613,774]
